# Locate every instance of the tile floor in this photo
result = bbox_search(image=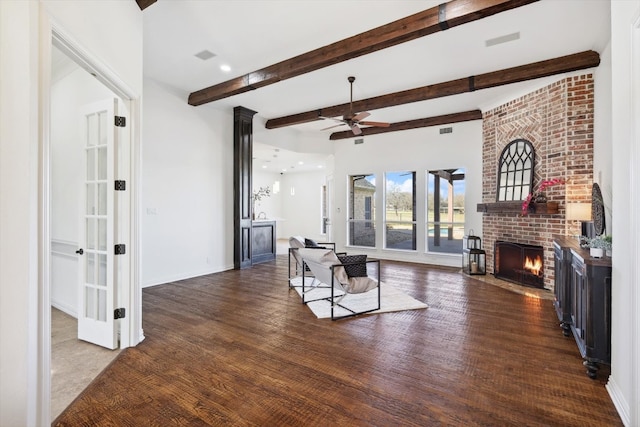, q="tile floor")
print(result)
[51,308,121,420]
